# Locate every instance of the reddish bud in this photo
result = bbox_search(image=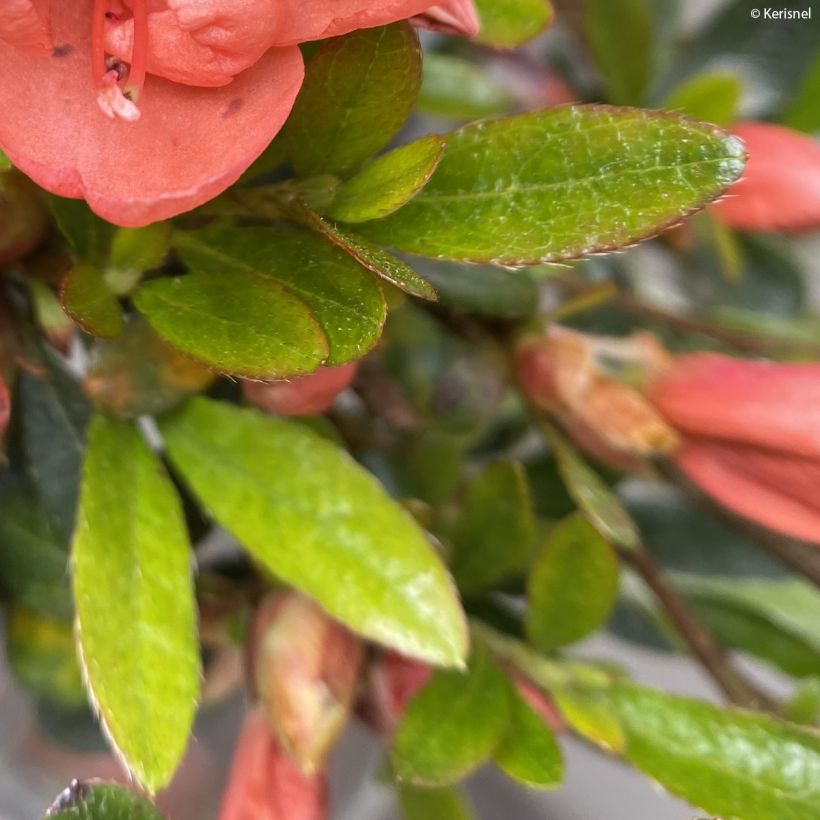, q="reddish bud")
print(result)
[505,669,565,734]
[712,123,820,233]
[243,362,359,416]
[366,651,433,735]
[252,592,363,774]
[650,353,820,543]
[0,375,9,441]
[219,706,328,820]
